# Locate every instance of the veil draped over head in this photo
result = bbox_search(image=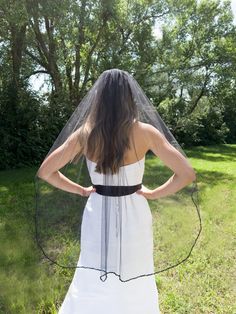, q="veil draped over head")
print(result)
[34,68,202,282]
